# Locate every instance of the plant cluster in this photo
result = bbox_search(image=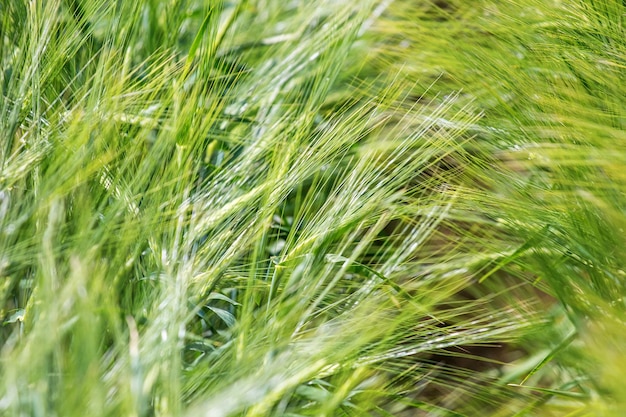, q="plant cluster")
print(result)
[1,0,625,416]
